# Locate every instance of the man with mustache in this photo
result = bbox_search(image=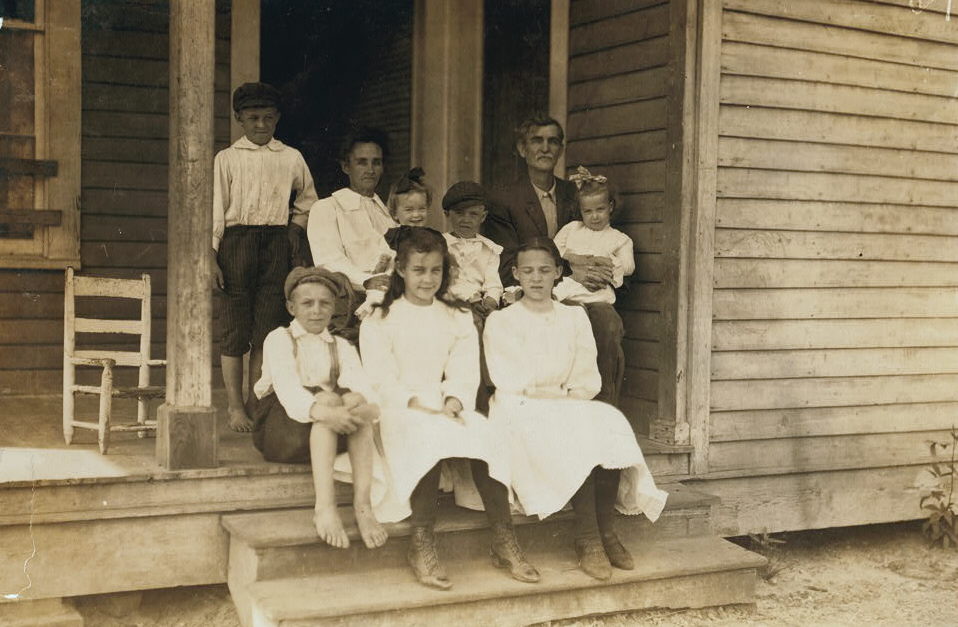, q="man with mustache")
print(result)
[483,115,625,407]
